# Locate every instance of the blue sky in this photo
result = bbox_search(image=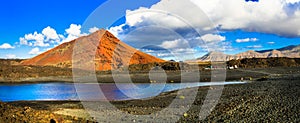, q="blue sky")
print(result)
[0,0,300,60]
